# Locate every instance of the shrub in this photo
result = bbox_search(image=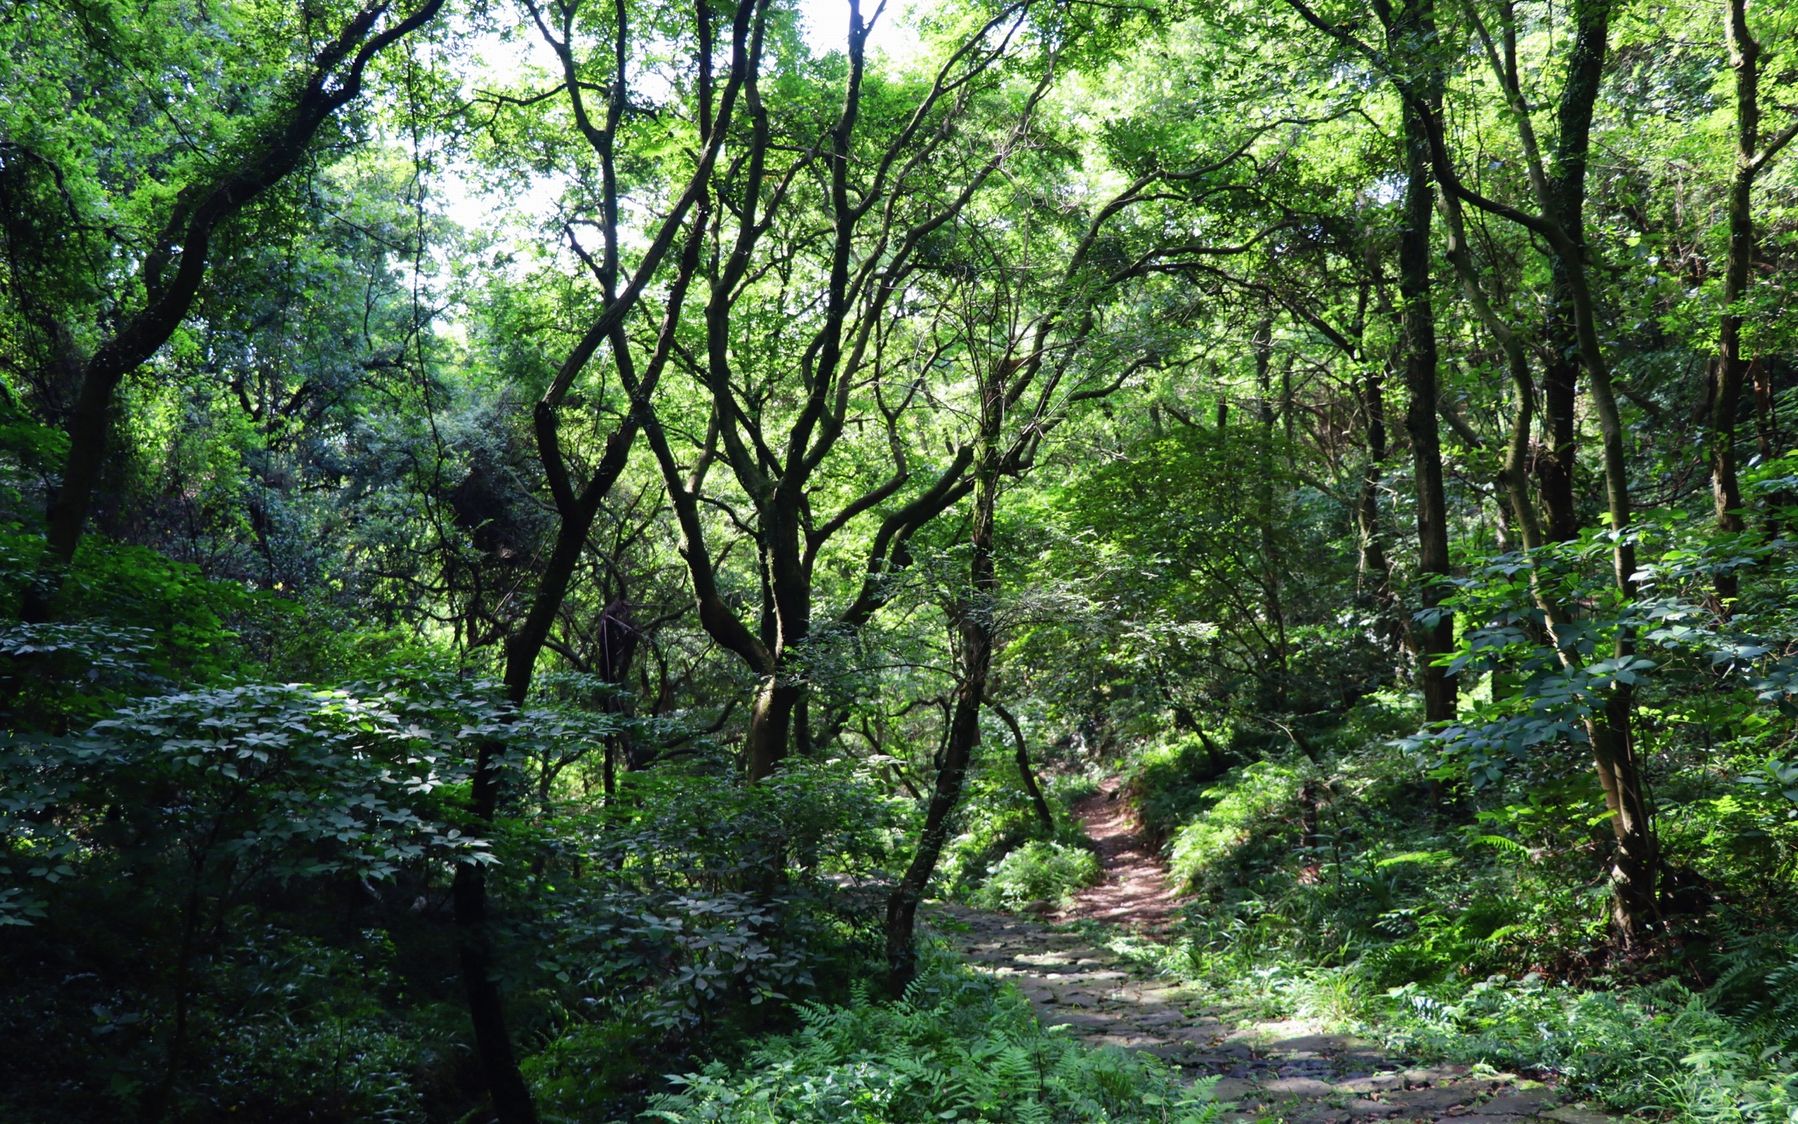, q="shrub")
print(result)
[1123,730,1230,844]
[643,960,1220,1123]
[1168,760,1308,896]
[974,840,1101,911]
[1382,974,1798,1120]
